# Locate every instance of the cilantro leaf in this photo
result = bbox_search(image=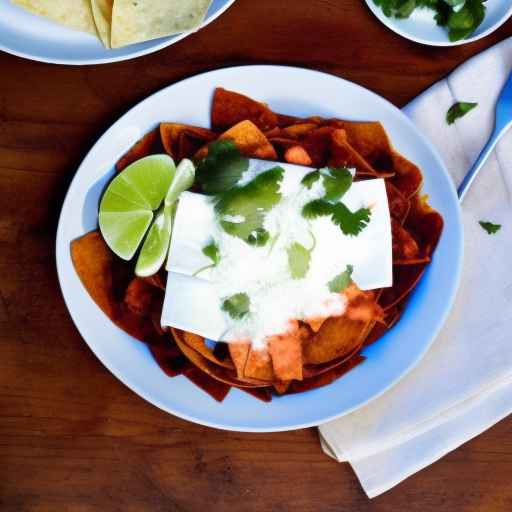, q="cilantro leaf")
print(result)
[215,167,284,245]
[221,293,250,320]
[247,228,270,247]
[302,199,334,219]
[287,242,311,280]
[331,203,372,237]
[328,265,354,293]
[446,102,478,125]
[202,241,220,266]
[301,167,353,202]
[479,221,501,235]
[447,0,485,42]
[196,140,248,195]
